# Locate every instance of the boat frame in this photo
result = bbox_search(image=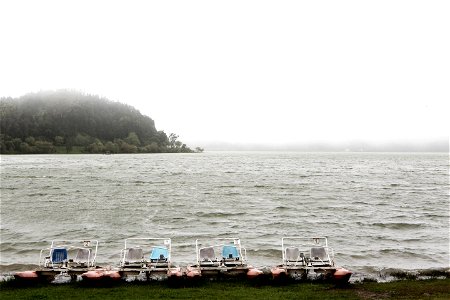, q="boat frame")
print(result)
[118,237,178,280]
[35,239,99,281]
[276,237,337,280]
[192,237,251,278]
